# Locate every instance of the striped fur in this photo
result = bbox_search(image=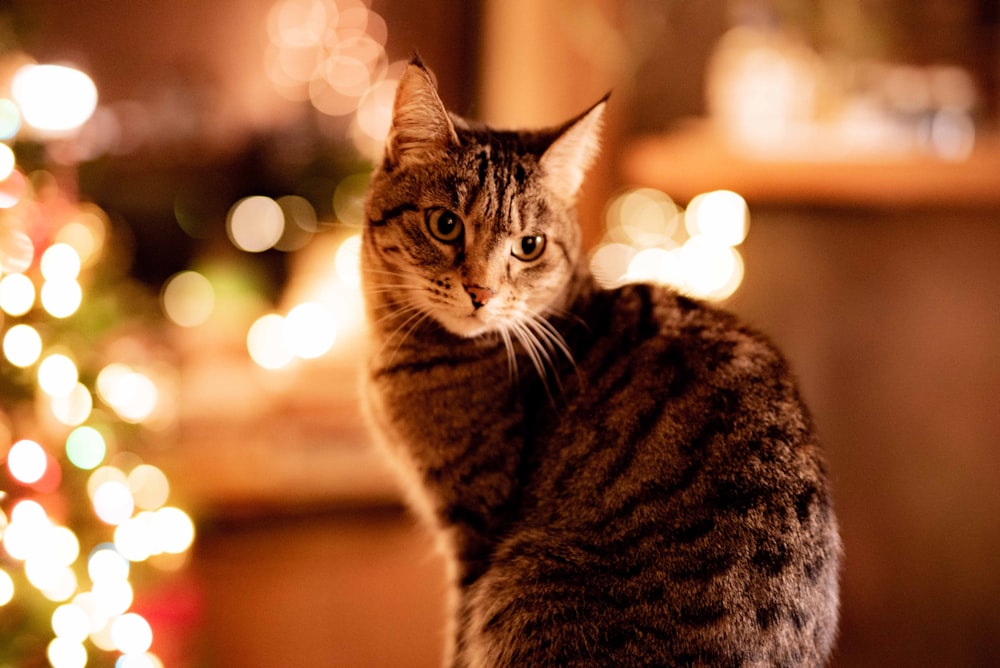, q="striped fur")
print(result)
[361,59,840,667]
